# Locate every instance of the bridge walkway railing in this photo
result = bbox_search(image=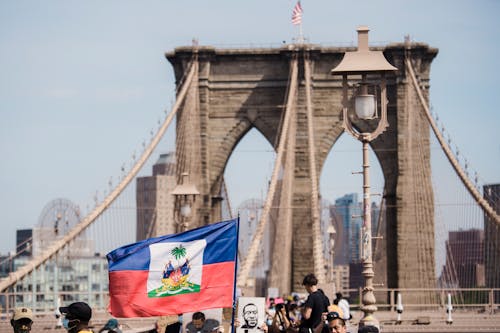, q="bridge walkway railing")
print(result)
[343,287,500,314]
[1,288,499,315]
